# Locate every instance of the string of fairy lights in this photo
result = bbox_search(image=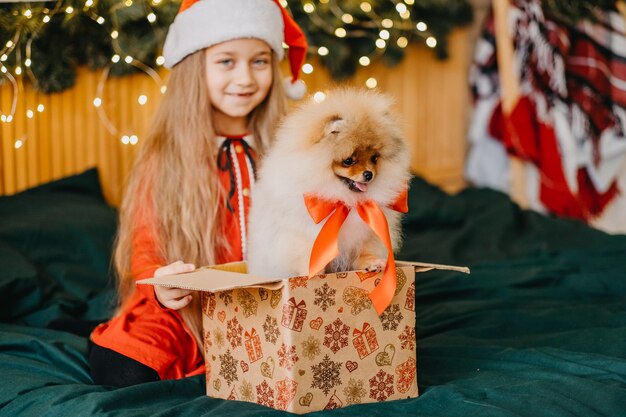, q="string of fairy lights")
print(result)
[295,0,437,101]
[0,0,443,150]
